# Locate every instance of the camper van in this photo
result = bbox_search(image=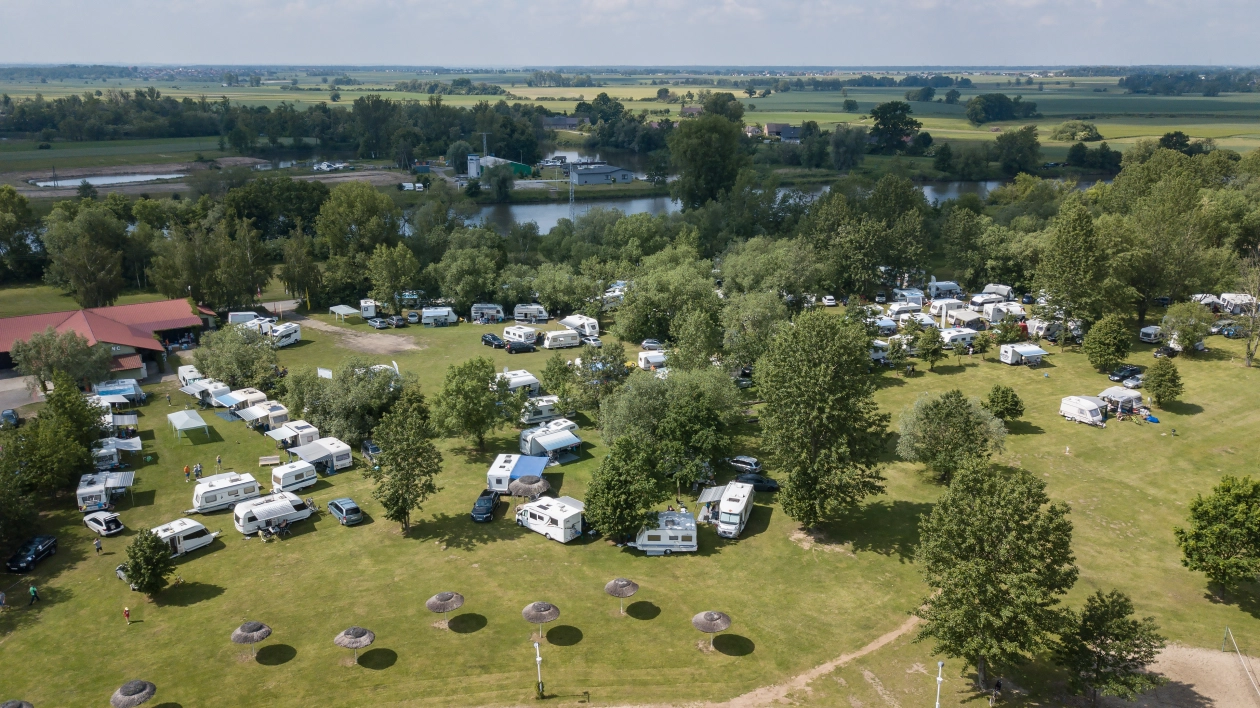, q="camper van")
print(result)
[486,453,550,494]
[1000,343,1048,366]
[421,307,458,326]
[982,284,1015,301]
[629,512,698,555]
[513,304,550,323]
[233,492,314,535]
[153,518,219,557]
[939,327,978,349]
[1139,326,1163,343]
[271,460,318,494]
[927,278,963,299]
[177,365,204,387]
[265,420,320,447]
[515,496,585,543]
[269,322,301,347]
[928,298,965,318]
[969,293,1005,311]
[541,330,581,349]
[189,472,261,514]
[638,351,667,370]
[471,303,505,323]
[1060,396,1106,427]
[715,482,755,539]
[521,395,564,425]
[498,369,541,396]
[559,314,600,336]
[360,299,378,318]
[503,325,538,344]
[227,312,259,325]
